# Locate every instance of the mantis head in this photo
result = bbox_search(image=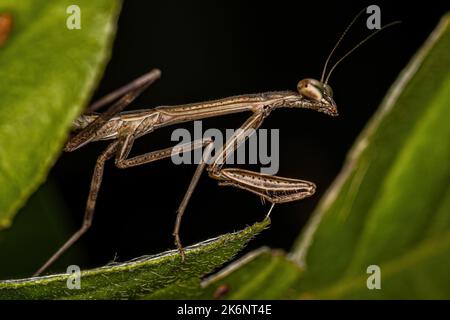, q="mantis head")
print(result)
[297,78,338,116]
[294,9,400,118]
